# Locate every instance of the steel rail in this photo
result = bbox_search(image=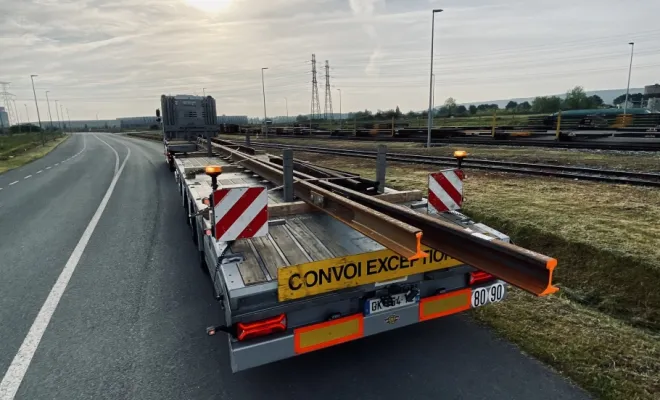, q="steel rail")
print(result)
[242,141,660,187]
[210,141,559,297]
[211,143,427,261]
[221,133,660,151]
